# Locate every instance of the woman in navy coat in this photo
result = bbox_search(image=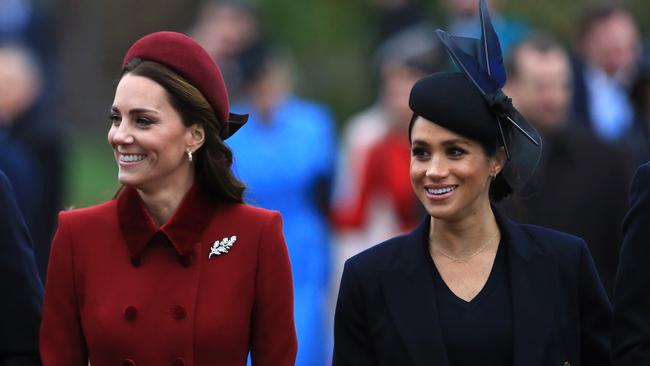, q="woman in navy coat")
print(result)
[333,2,611,365]
[39,32,297,365]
